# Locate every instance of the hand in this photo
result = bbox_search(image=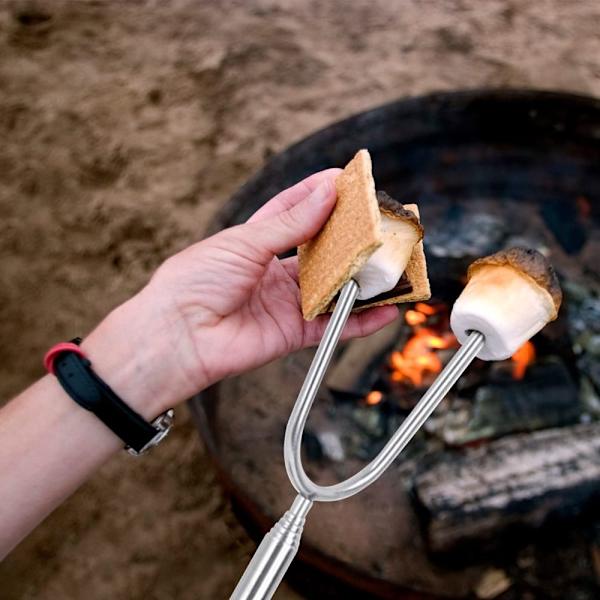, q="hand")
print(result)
[0,171,402,555]
[83,170,399,417]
